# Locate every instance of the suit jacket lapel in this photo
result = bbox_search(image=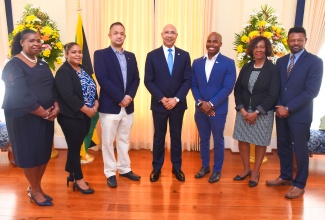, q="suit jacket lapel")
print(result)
[288,50,307,80]
[158,47,171,77]
[108,46,124,84]
[207,54,221,84]
[125,52,133,89]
